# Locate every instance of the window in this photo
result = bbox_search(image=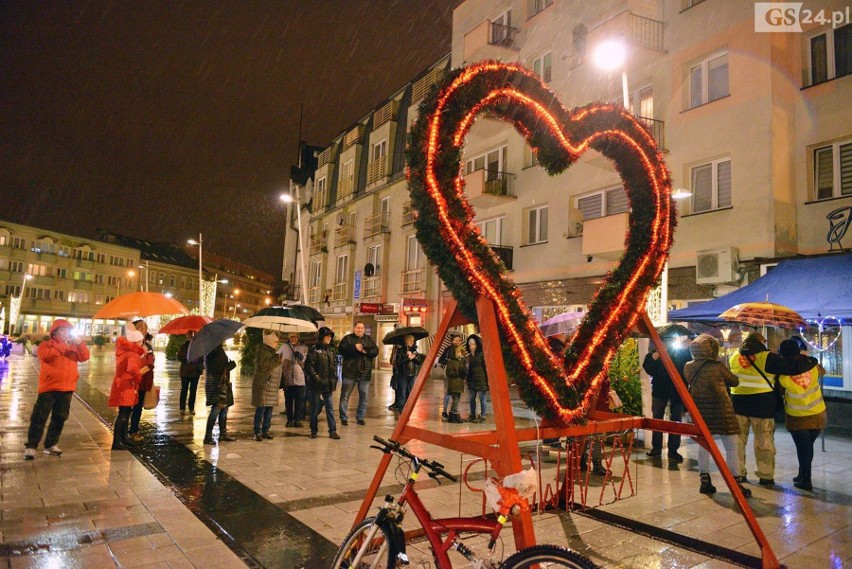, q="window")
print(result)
[691,158,732,213]
[475,216,504,245]
[533,52,552,82]
[524,146,539,168]
[26,264,50,277]
[526,205,548,244]
[405,235,422,270]
[10,261,24,273]
[0,231,8,246]
[56,268,67,279]
[367,245,382,275]
[372,140,386,162]
[577,187,629,220]
[465,146,508,177]
[527,0,552,18]
[339,160,355,198]
[5,285,21,296]
[33,239,55,254]
[94,274,104,285]
[53,290,65,301]
[96,253,106,264]
[808,24,851,85]
[689,51,728,108]
[490,9,513,45]
[309,261,322,288]
[335,254,349,284]
[616,86,653,118]
[11,236,26,249]
[58,246,70,257]
[814,140,852,200]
